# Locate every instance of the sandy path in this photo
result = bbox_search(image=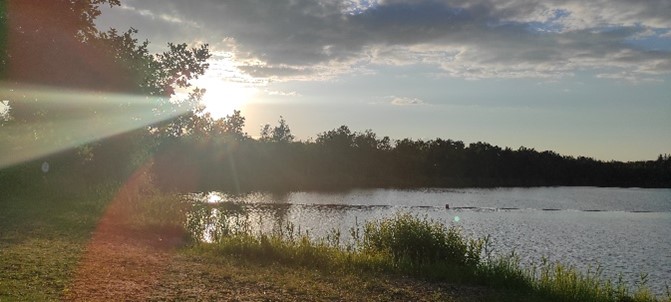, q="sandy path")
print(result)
[63,164,182,301]
[63,219,178,301]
